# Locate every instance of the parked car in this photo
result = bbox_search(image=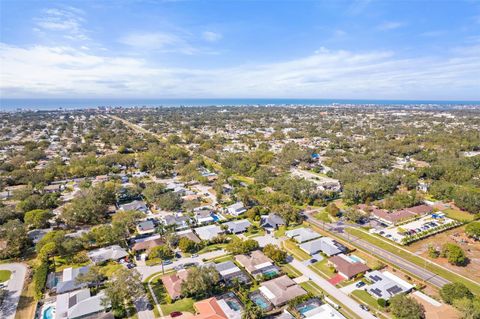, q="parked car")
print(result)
[171,312,183,317]
[163,260,173,265]
[360,304,369,311]
[191,254,199,258]
[356,281,365,288]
